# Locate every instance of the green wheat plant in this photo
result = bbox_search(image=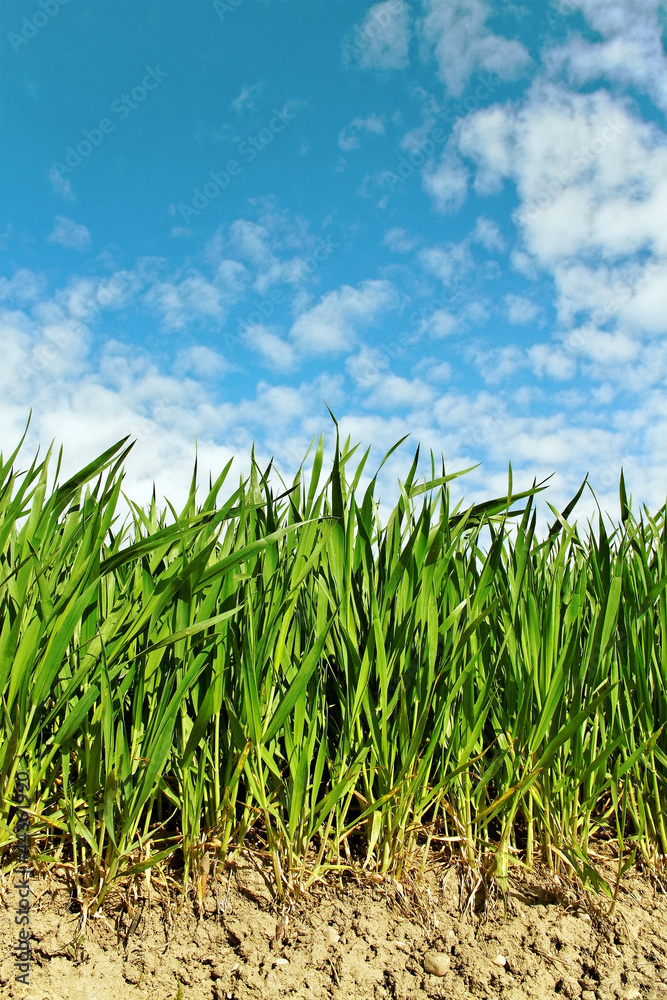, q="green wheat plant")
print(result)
[1,415,666,923]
